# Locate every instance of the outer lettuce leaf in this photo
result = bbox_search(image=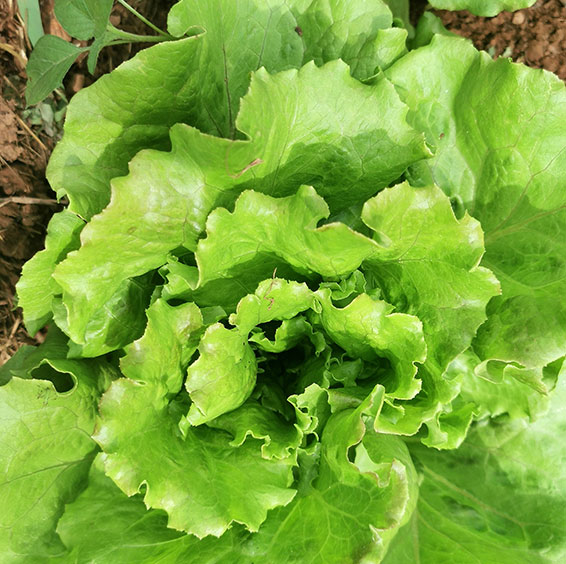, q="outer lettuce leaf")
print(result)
[59,411,419,564]
[52,271,156,358]
[294,0,408,78]
[49,0,302,219]
[428,0,536,17]
[56,456,249,564]
[383,372,566,563]
[235,63,428,212]
[0,333,113,562]
[93,379,296,537]
[362,182,500,375]
[48,0,409,220]
[347,182,497,448]
[53,61,428,352]
[26,0,412,336]
[15,210,83,335]
[449,350,560,421]
[51,127,254,350]
[386,35,566,379]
